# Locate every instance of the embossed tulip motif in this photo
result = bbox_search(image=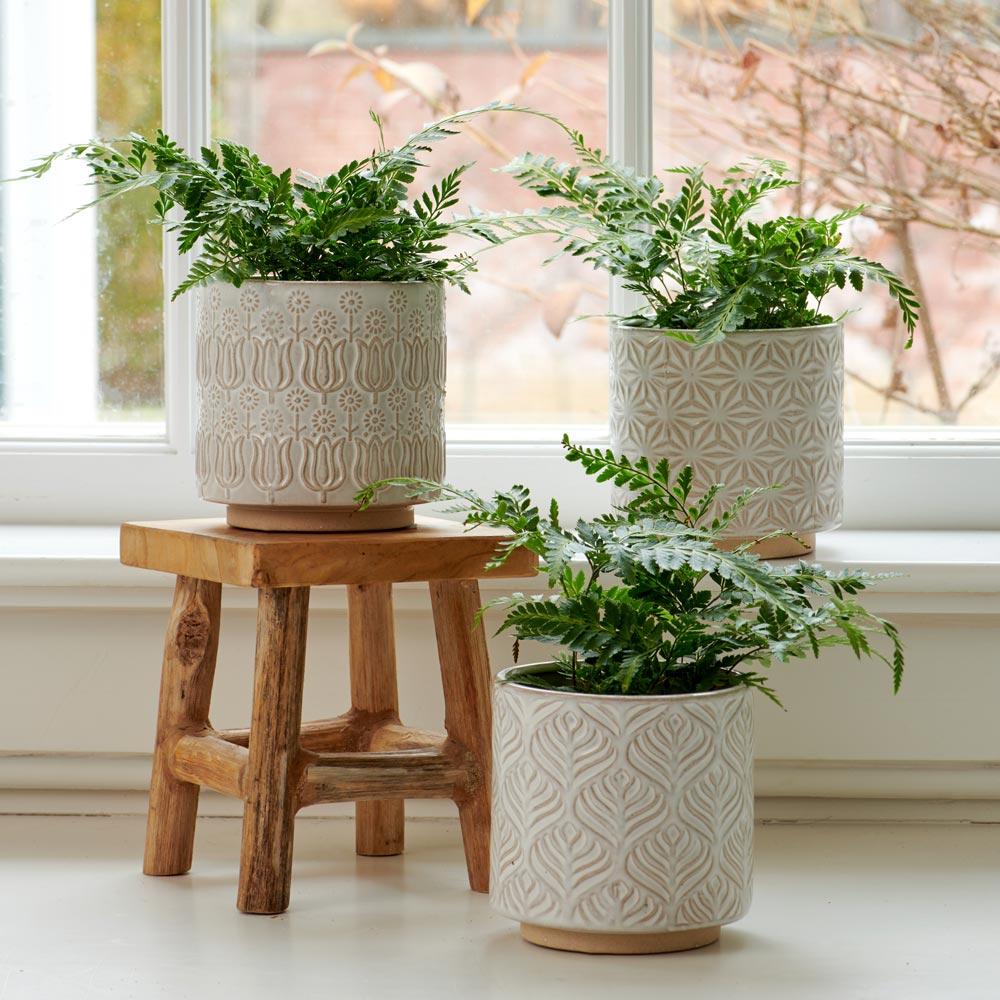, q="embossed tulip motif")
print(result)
[400,337,430,393]
[214,434,246,499]
[300,436,348,502]
[195,426,212,488]
[250,336,294,402]
[196,280,445,525]
[398,431,444,478]
[217,334,246,390]
[301,337,348,404]
[354,334,396,399]
[196,328,214,385]
[350,435,395,488]
[250,435,293,502]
